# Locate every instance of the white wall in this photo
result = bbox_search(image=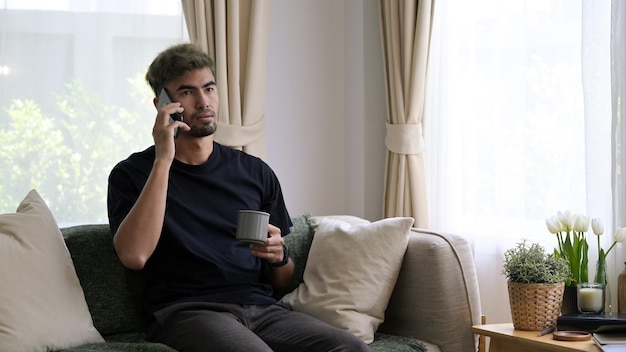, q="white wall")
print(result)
[265,0,386,221]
